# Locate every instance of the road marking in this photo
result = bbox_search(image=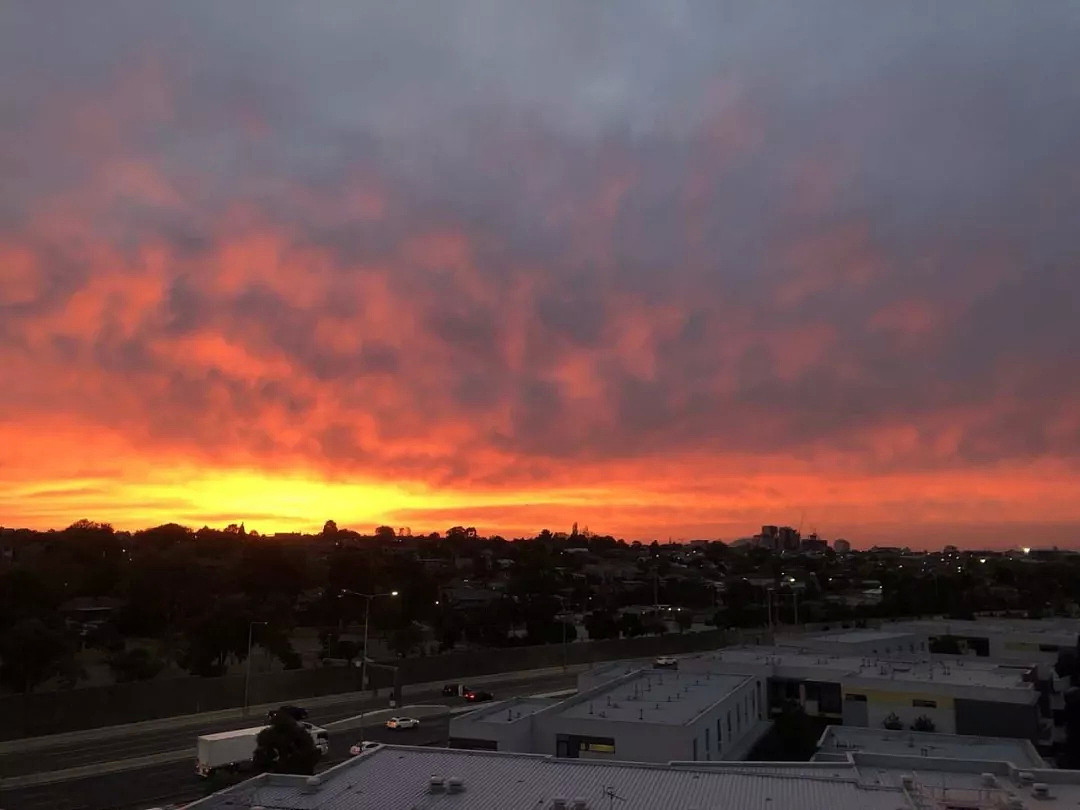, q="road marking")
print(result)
[324,704,450,730]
